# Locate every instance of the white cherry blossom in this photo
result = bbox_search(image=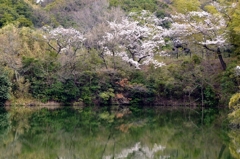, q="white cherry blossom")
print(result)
[168,11,227,47]
[100,13,166,69]
[43,26,85,55]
